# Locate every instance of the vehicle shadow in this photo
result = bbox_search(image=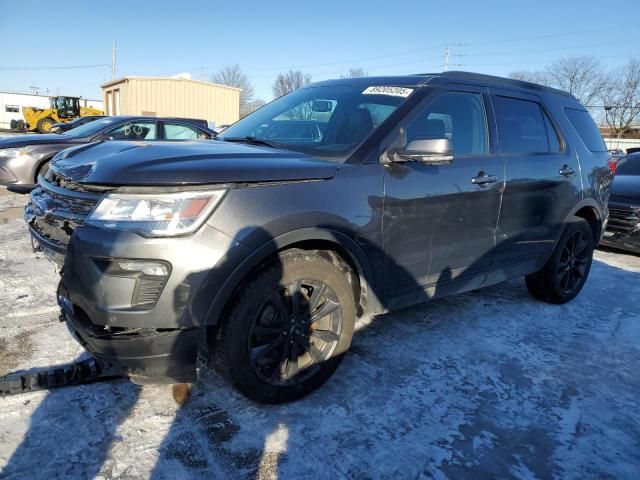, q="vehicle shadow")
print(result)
[4,223,638,479]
